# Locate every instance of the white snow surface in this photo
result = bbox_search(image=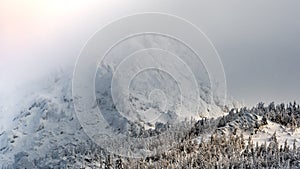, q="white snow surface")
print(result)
[247,119,300,147]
